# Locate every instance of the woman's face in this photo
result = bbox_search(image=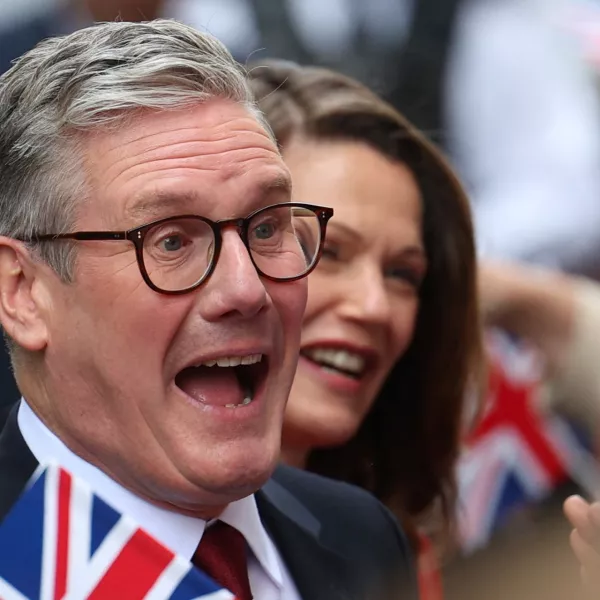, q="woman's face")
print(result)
[282,138,427,453]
